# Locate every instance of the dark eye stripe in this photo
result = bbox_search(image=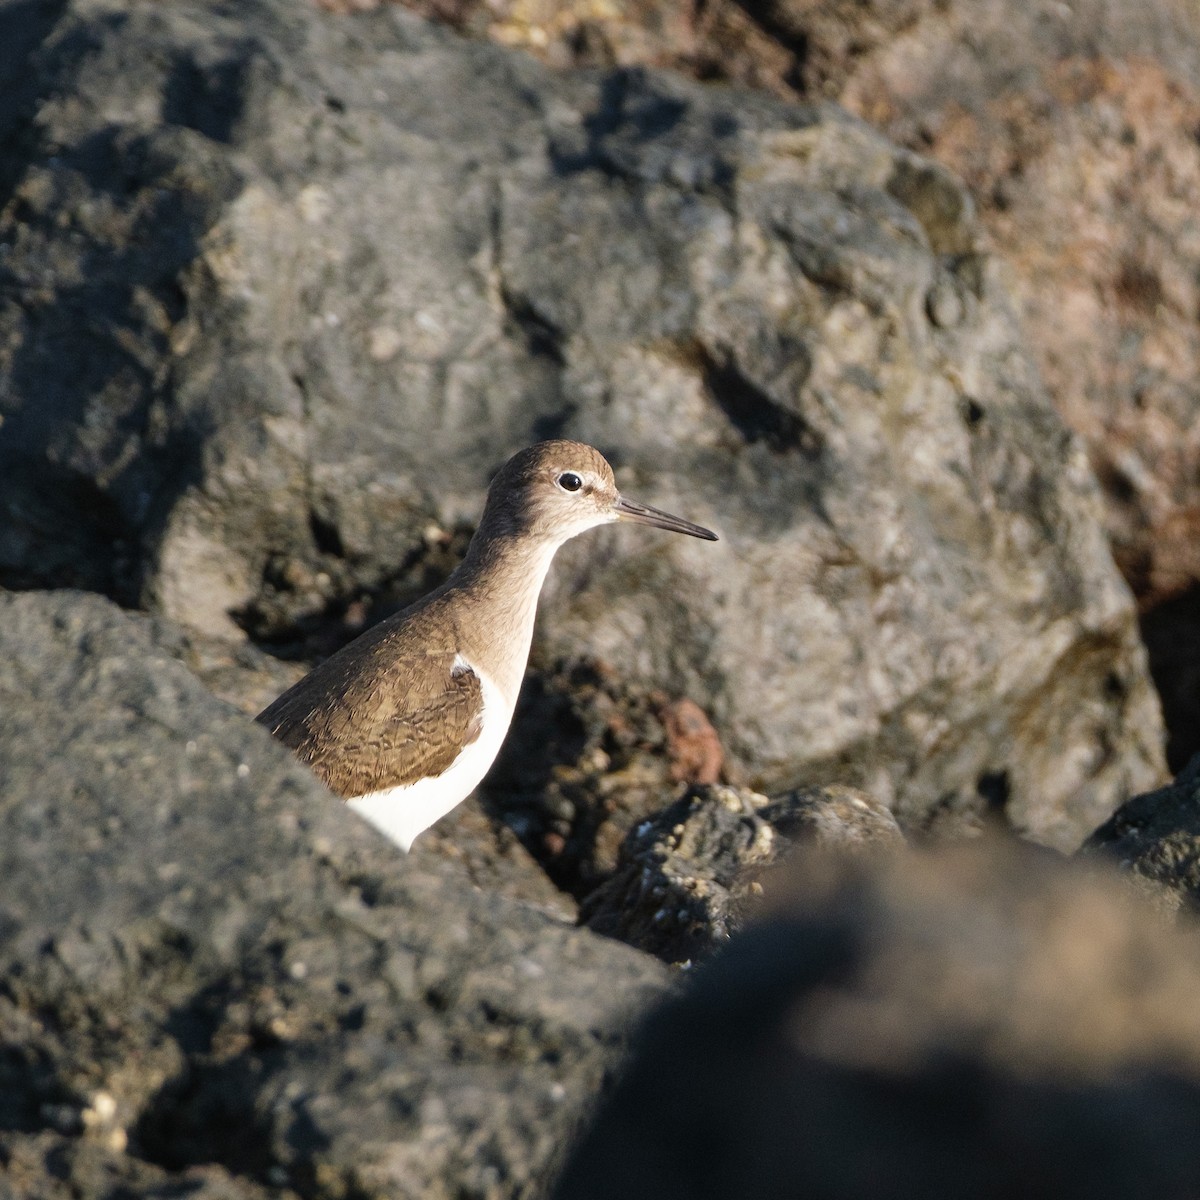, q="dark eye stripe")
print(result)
[557,472,583,493]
